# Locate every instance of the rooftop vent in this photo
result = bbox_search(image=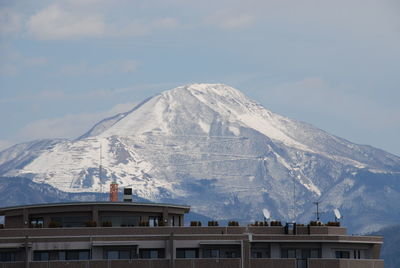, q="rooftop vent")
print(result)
[123,188,133,202]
